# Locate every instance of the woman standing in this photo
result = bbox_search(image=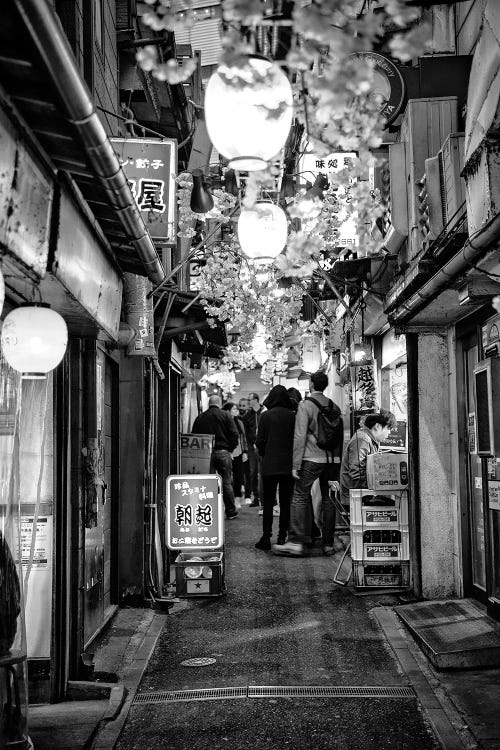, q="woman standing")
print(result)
[223,402,248,509]
[254,385,295,550]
